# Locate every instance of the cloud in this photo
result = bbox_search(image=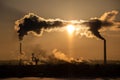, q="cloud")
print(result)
[15,10,120,41]
[100,10,118,21]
